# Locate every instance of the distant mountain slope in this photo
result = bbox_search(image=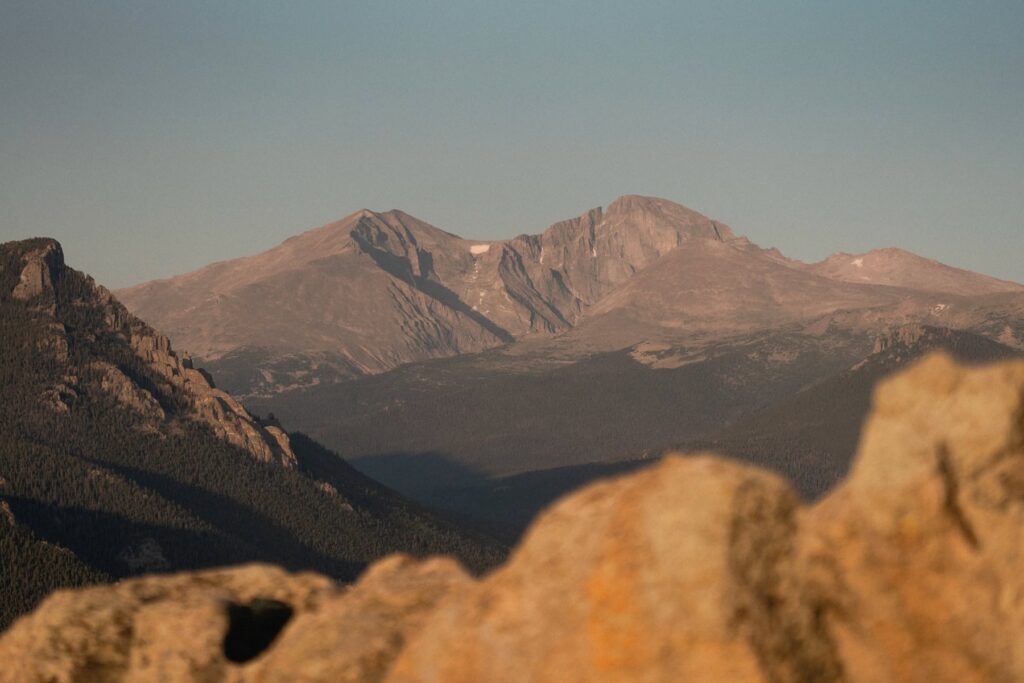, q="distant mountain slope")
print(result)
[114,196,740,396]
[400,325,1023,540]
[246,330,871,495]
[565,236,903,350]
[700,324,1024,498]
[117,210,511,394]
[533,233,1024,357]
[117,195,1023,396]
[0,238,505,629]
[807,248,1024,295]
